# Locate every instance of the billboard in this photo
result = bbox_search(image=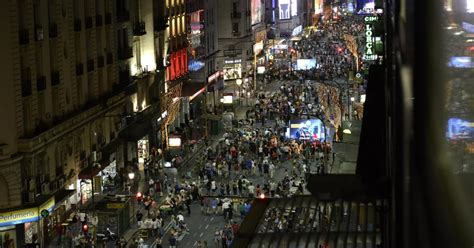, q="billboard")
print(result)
[251,0,263,25]
[223,59,242,80]
[287,119,326,141]
[279,0,291,19]
[296,59,317,70]
[291,0,298,16]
